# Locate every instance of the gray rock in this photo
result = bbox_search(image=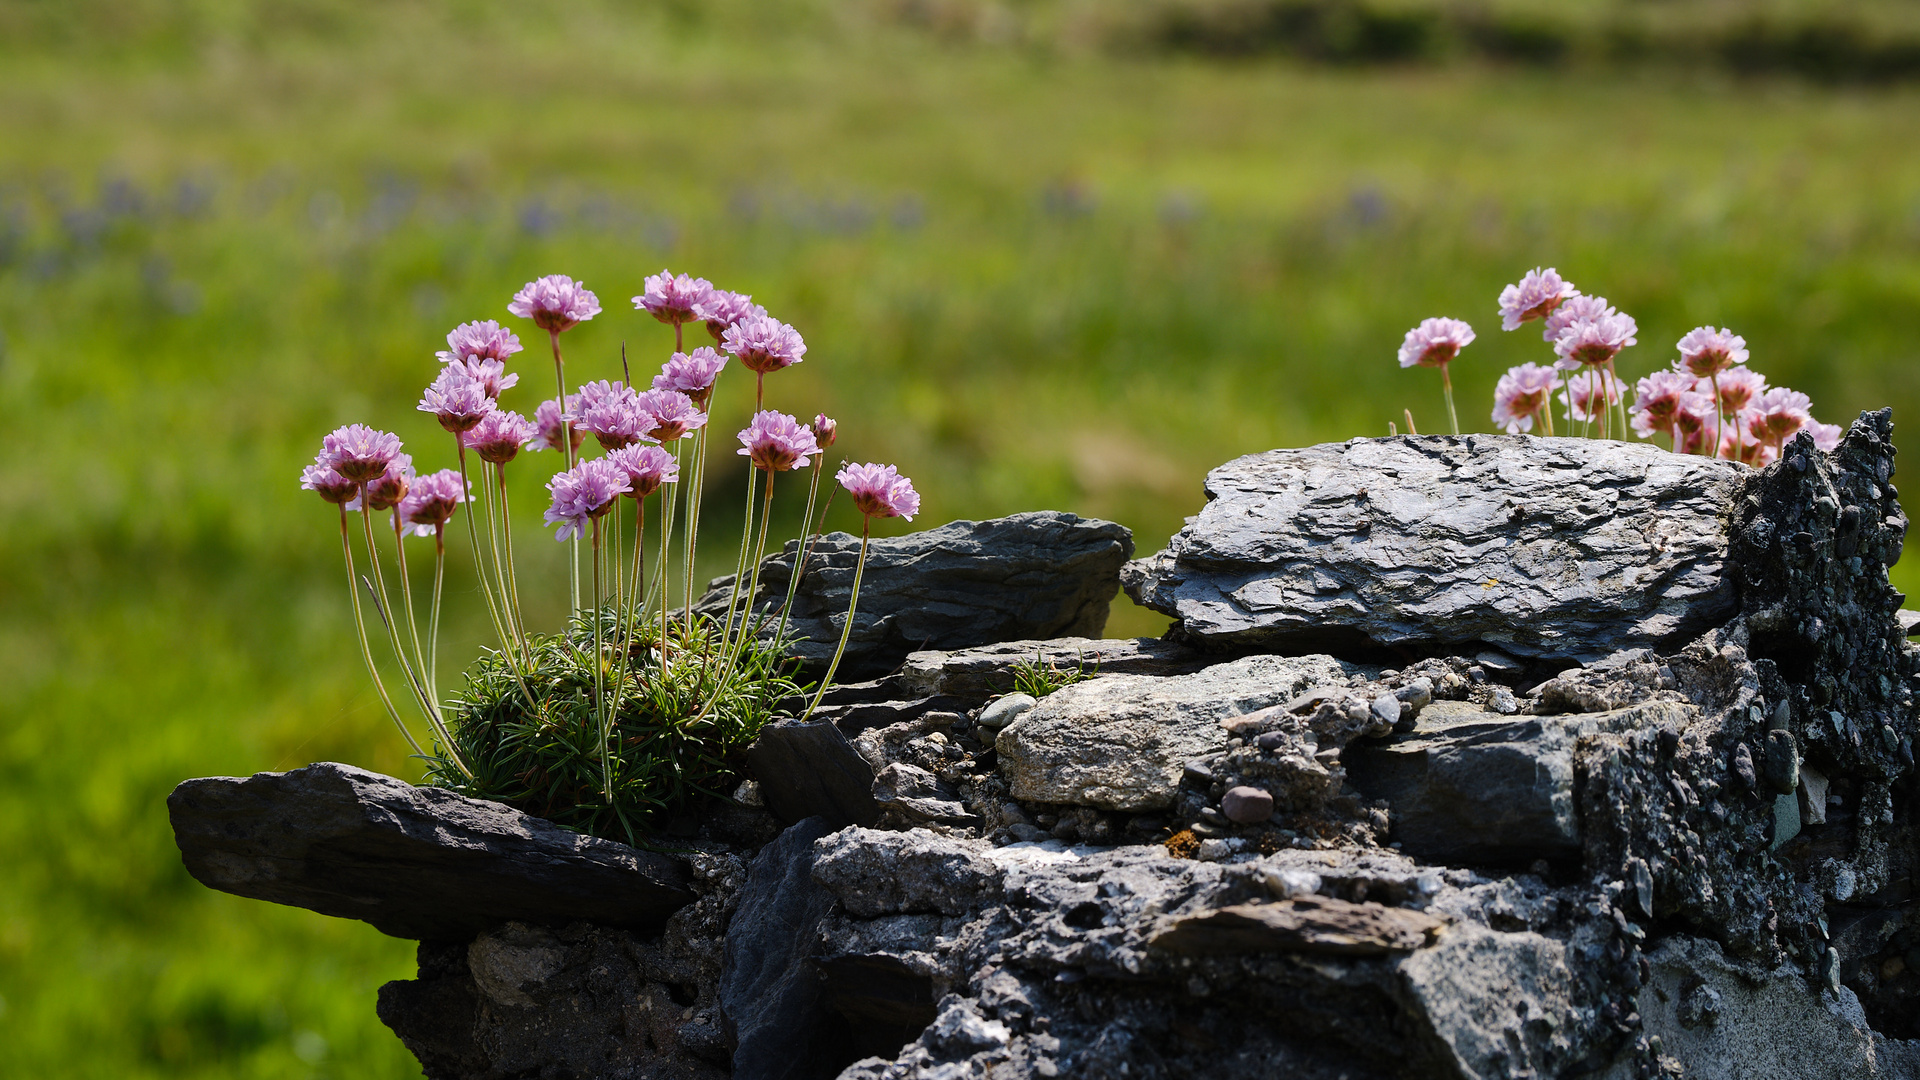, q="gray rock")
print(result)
[871,763,976,824]
[745,718,880,829]
[1222,785,1275,824]
[897,636,1211,701]
[995,653,1363,811]
[719,818,842,1080]
[811,828,1001,917]
[694,512,1134,681]
[167,762,695,940]
[975,693,1037,730]
[1343,699,1697,864]
[1123,435,1742,661]
[1150,895,1445,955]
